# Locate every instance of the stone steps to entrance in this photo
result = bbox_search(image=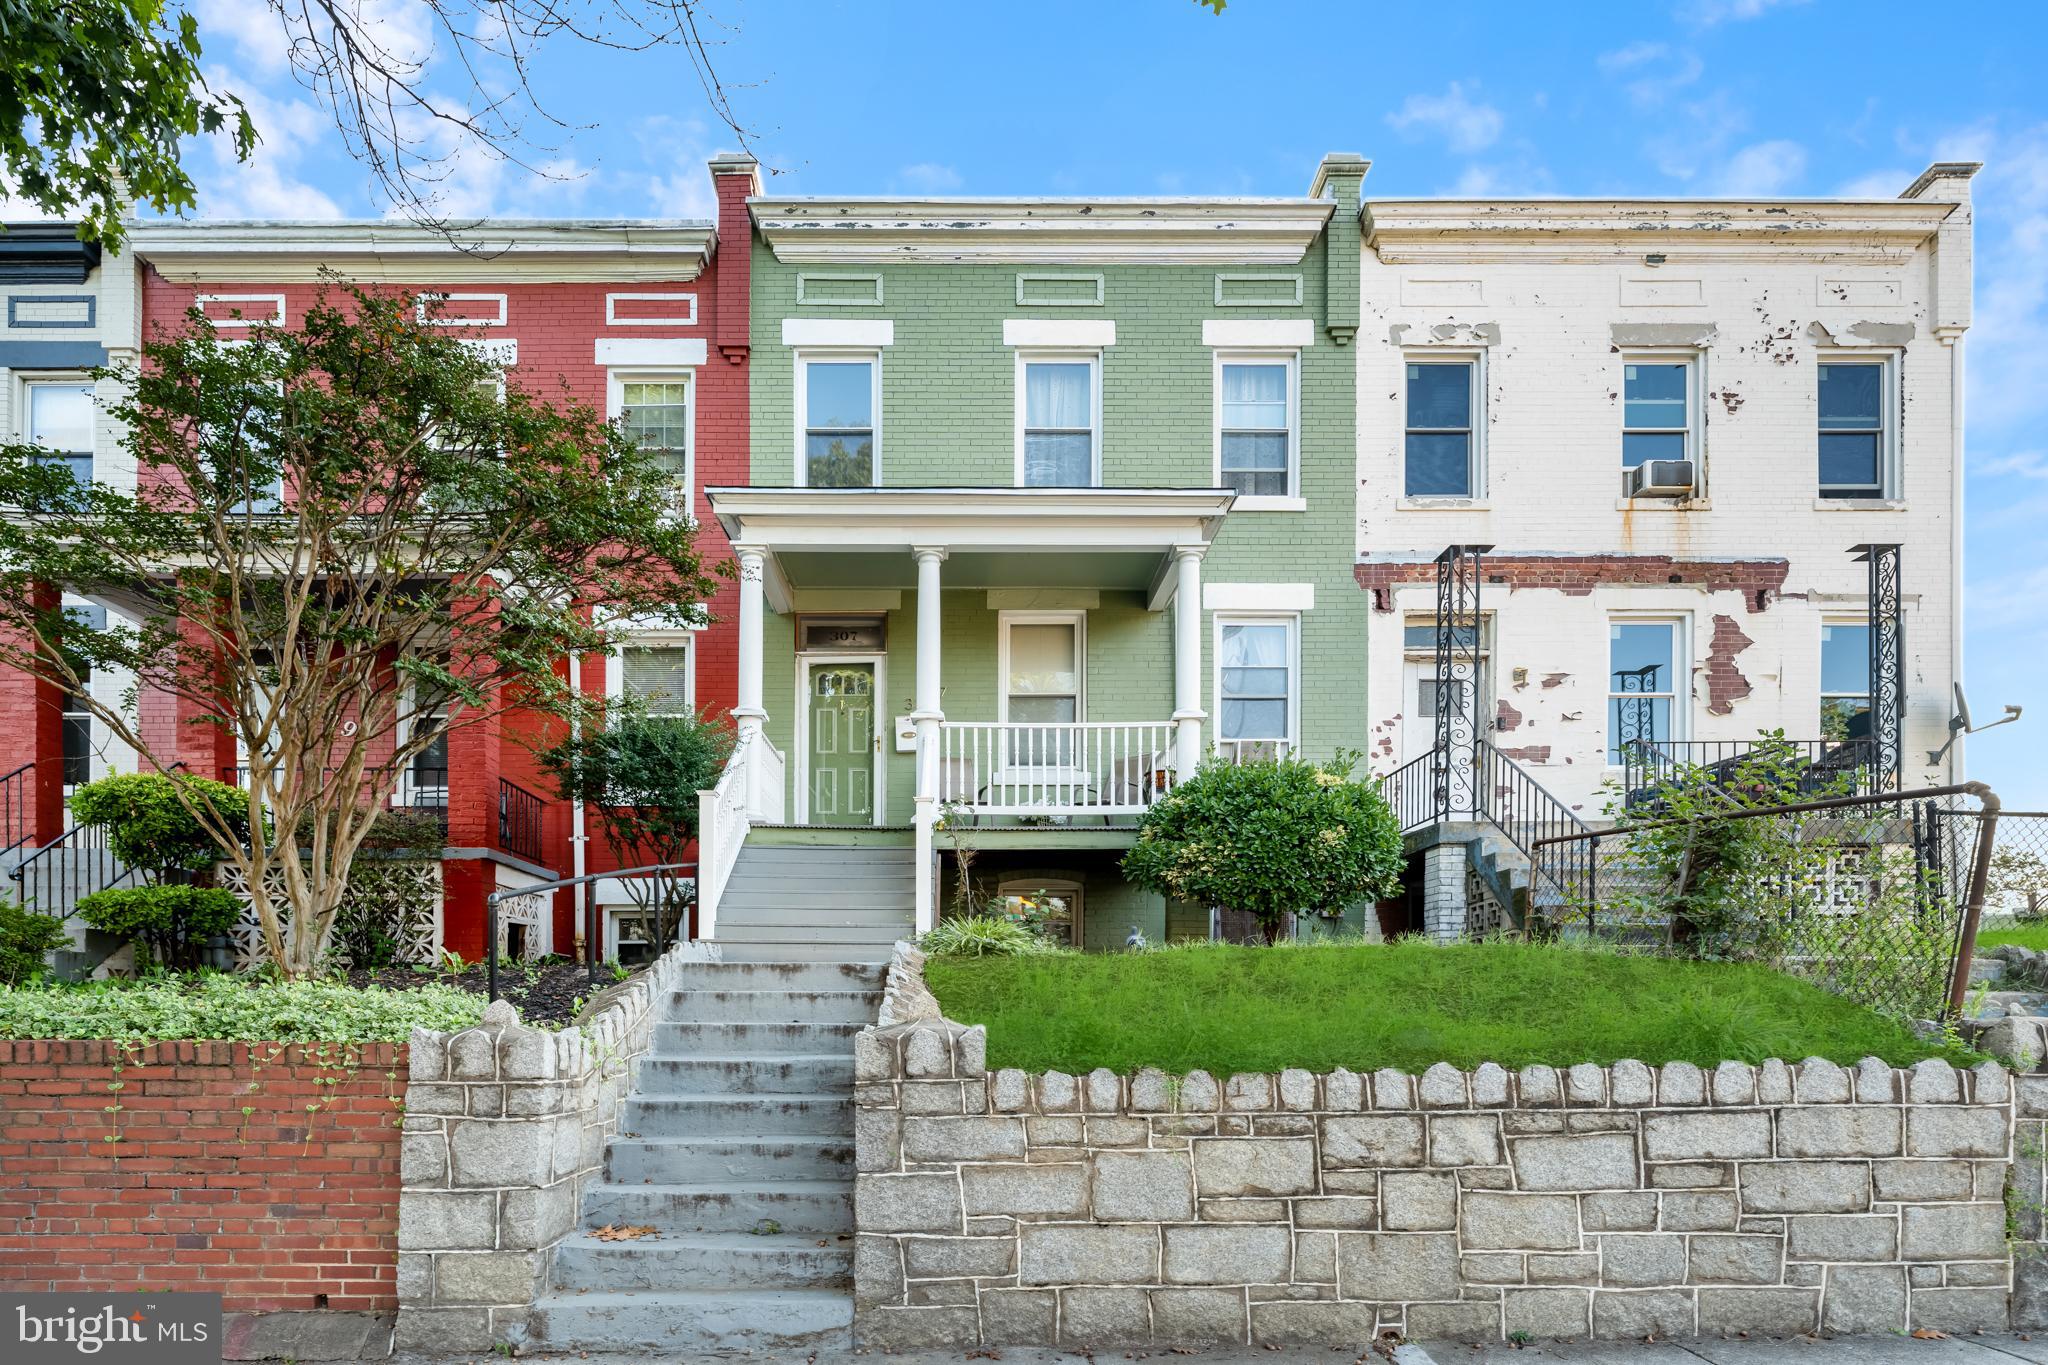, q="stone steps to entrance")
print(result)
[522,948,878,1354]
